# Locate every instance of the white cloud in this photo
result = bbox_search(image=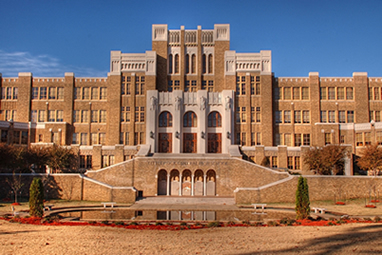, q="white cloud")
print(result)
[0,50,107,77]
